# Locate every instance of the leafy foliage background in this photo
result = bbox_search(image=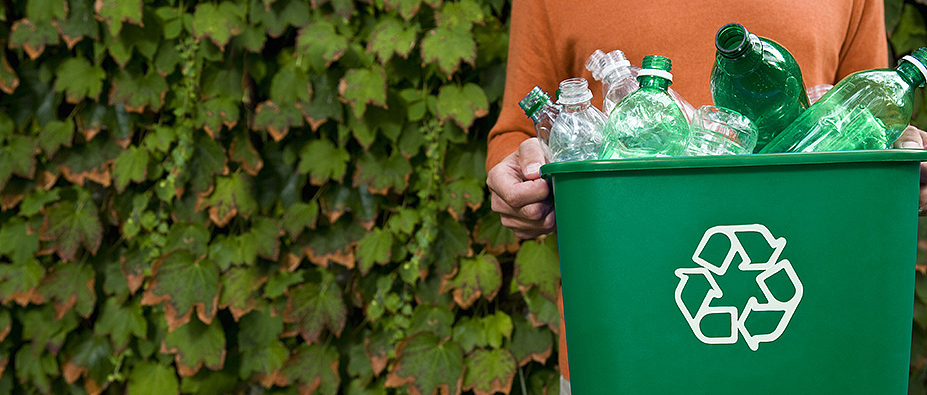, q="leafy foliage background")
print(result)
[0,0,924,394]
